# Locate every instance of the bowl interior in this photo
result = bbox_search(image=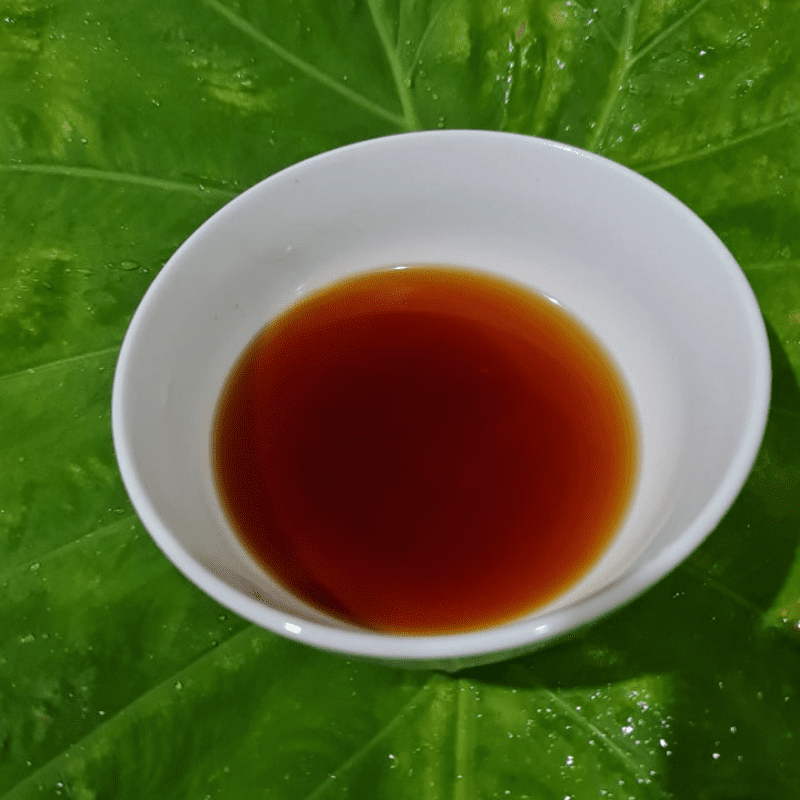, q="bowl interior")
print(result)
[112,131,769,663]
